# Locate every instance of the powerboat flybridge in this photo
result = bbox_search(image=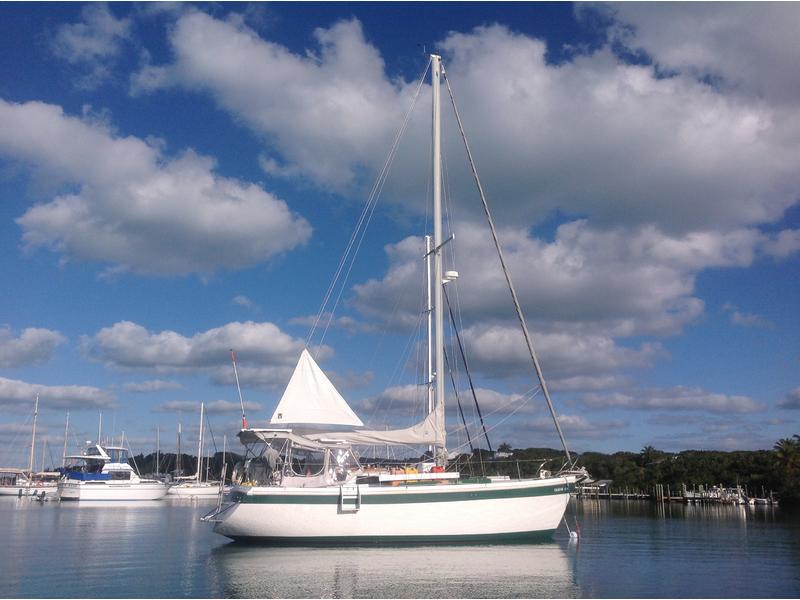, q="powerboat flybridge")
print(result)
[59,444,168,501]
